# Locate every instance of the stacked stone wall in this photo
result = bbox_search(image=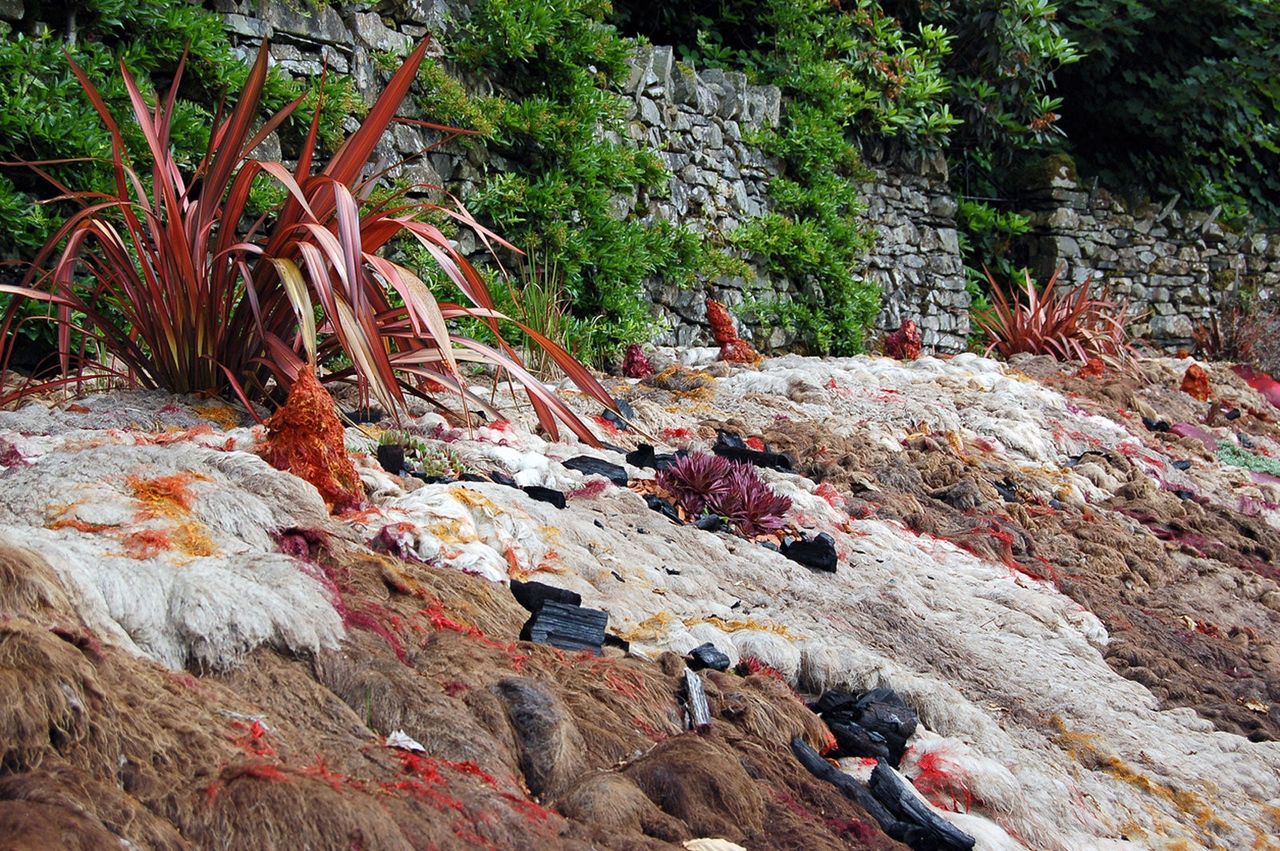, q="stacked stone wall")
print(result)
[1019,164,1280,349]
